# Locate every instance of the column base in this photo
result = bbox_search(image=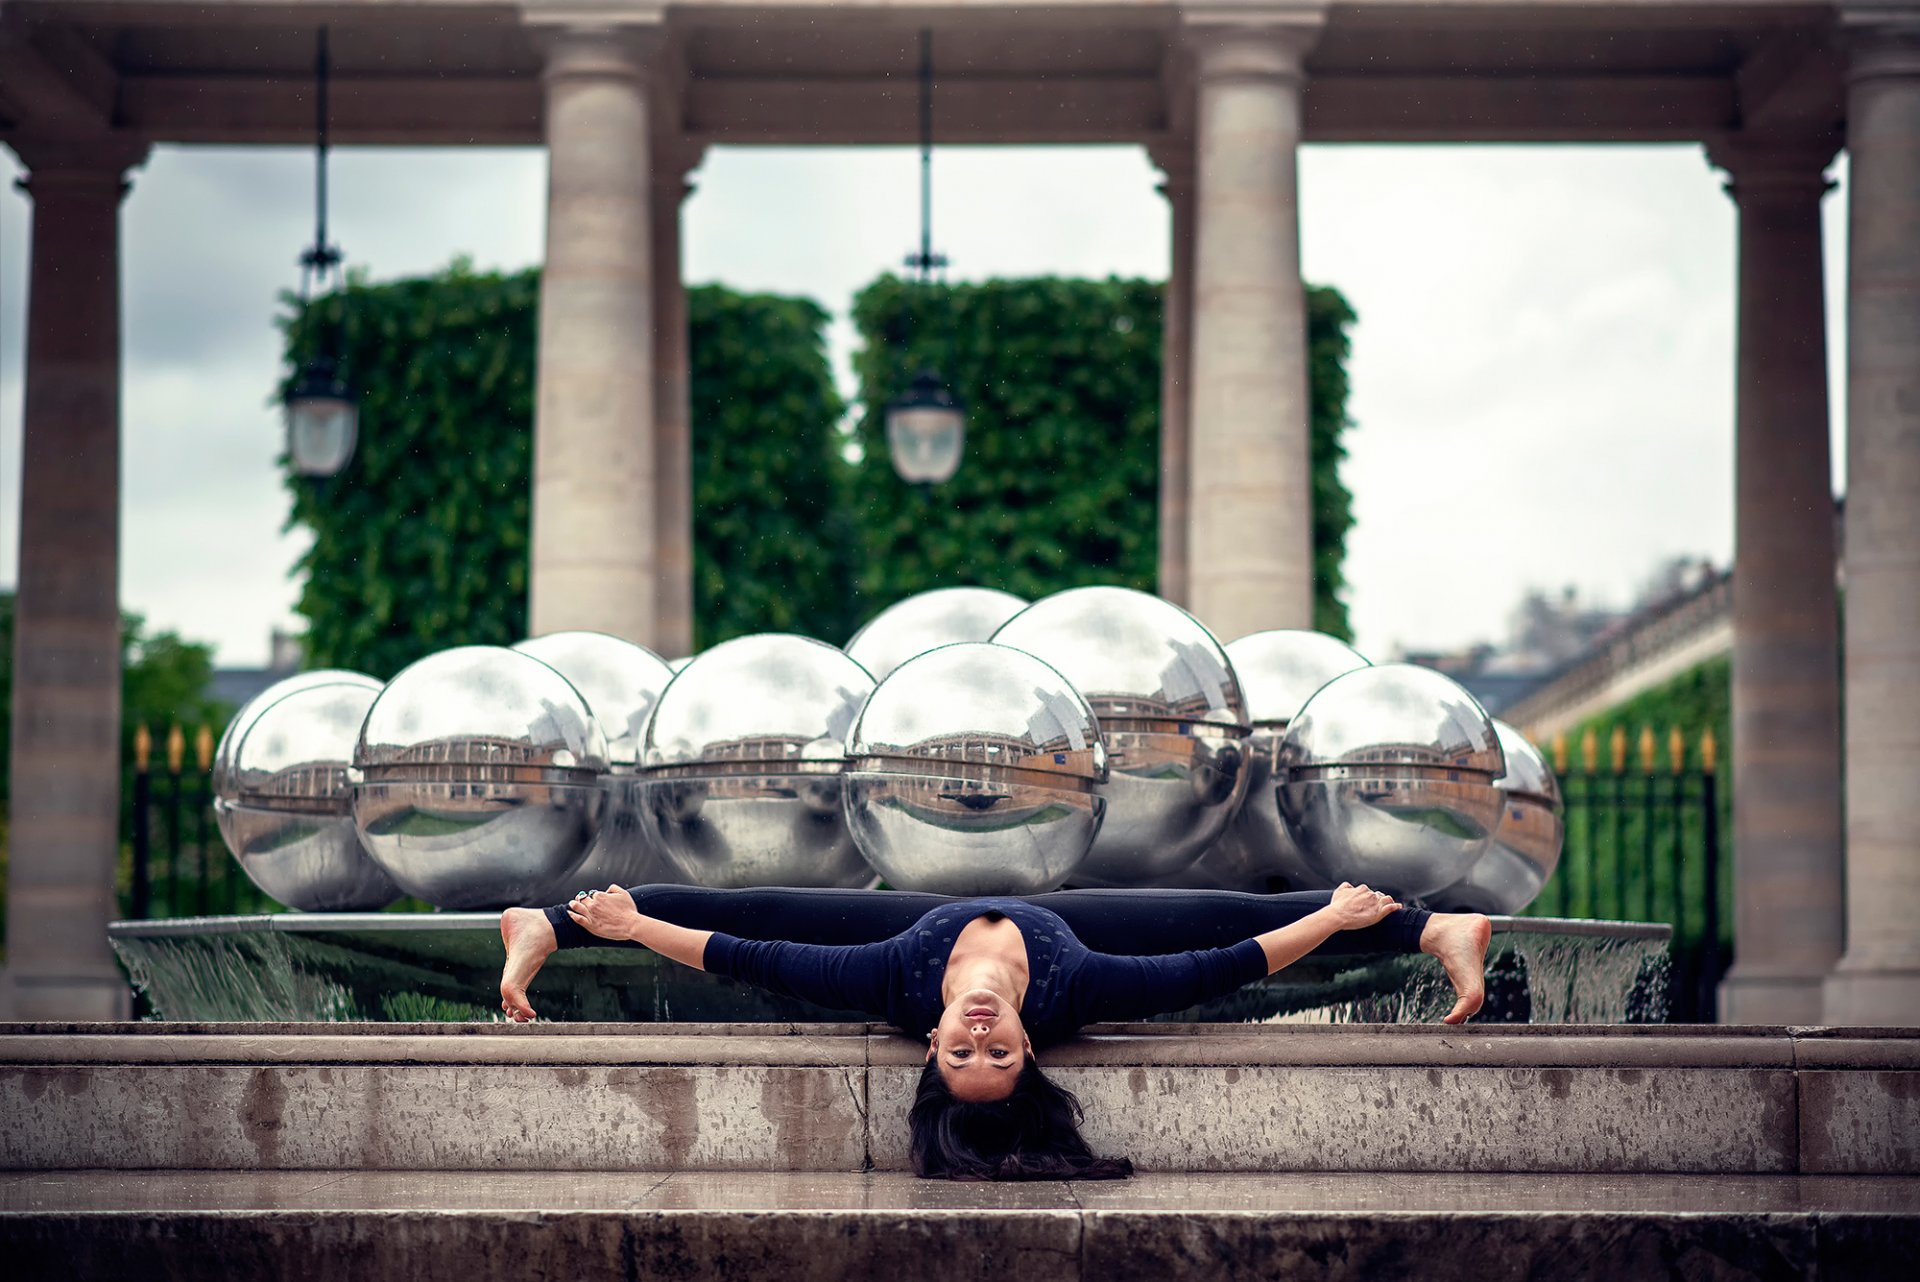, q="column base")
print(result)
[1824,965,1920,1027]
[1718,969,1828,1025]
[4,972,132,1021]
